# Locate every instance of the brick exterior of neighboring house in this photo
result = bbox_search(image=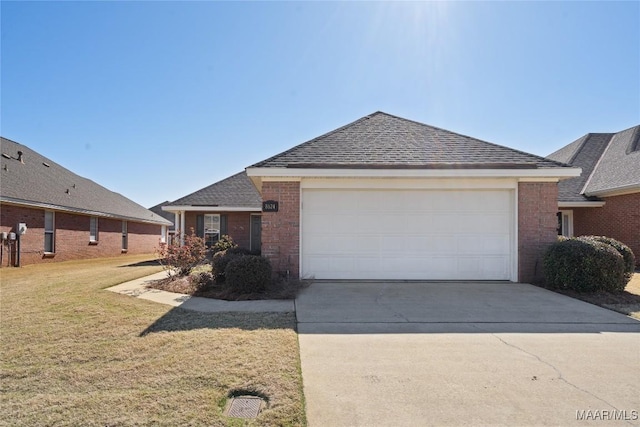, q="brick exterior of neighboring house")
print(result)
[572,193,640,262]
[1,137,171,267]
[547,125,640,265]
[0,204,161,266]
